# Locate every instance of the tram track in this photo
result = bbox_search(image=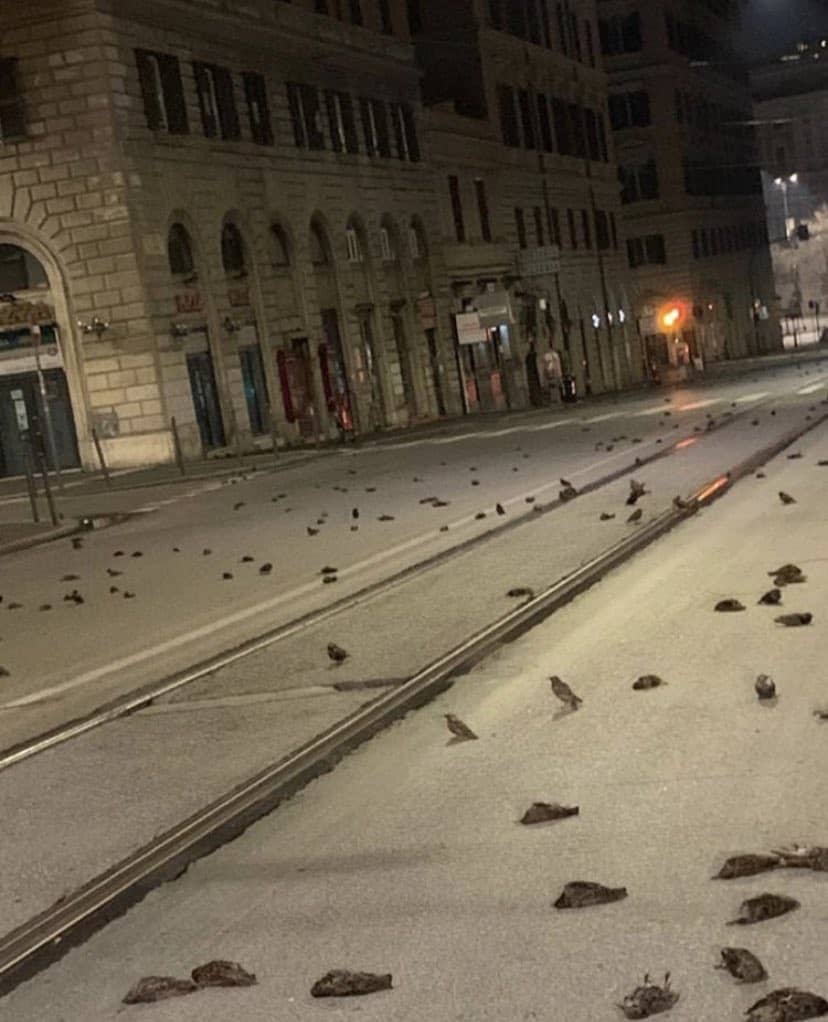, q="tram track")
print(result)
[0,393,780,772]
[0,402,826,998]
